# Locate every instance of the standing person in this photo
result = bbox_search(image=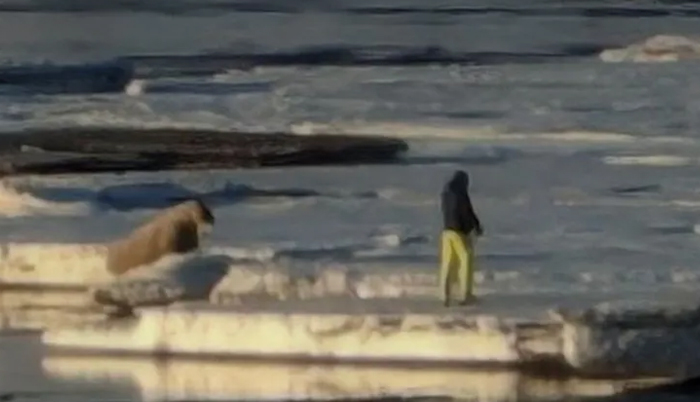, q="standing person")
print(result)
[439,170,483,306]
